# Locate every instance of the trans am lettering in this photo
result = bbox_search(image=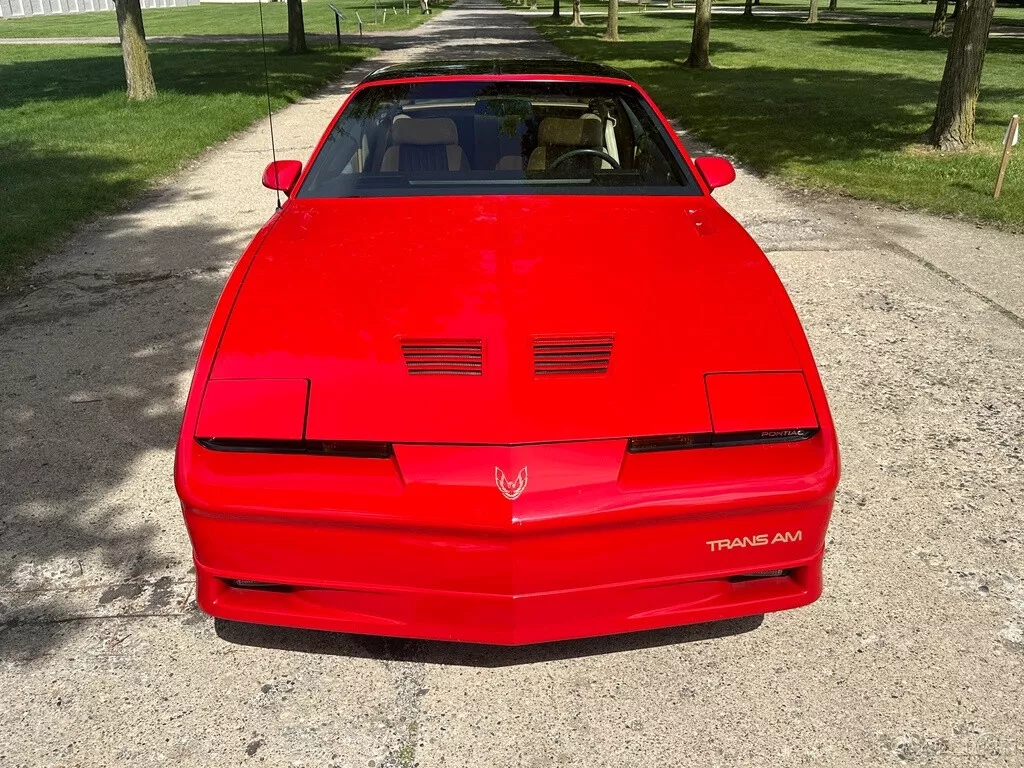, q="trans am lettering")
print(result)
[706,531,803,552]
